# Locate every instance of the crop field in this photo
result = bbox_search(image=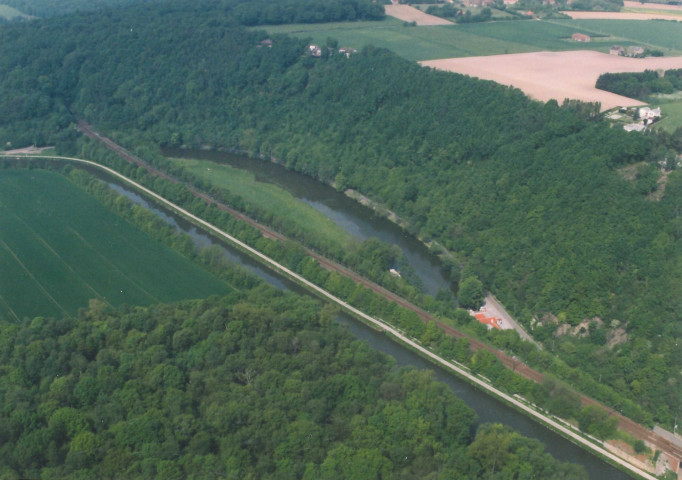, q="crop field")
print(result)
[557,19,682,54]
[0,169,232,321]
[622,6,682,17]
[168,157,354,250]
[261,18,638,61]
[422,50,682,110]
[384,4,452,25]
[563,10,682,20]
